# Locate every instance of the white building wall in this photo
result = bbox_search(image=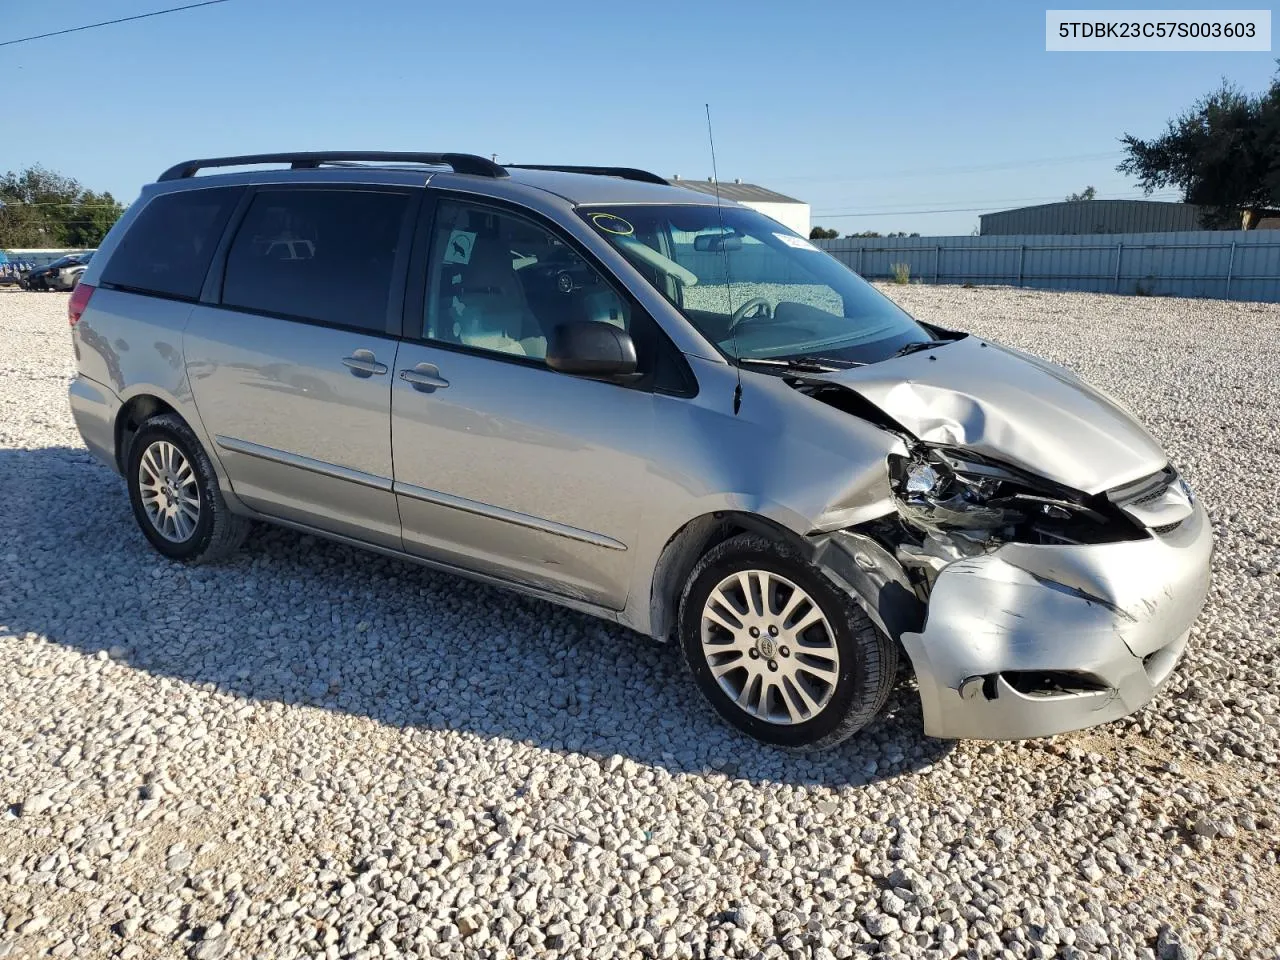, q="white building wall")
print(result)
[741,201,810,237]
